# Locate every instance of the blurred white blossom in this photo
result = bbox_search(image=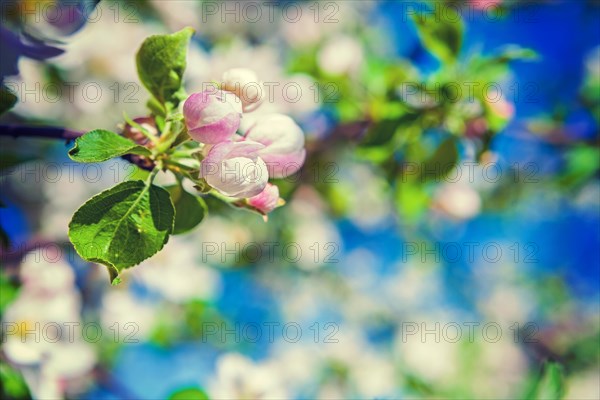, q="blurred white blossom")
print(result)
[209,353,288,400]
[132,237,222,303]
[2,253,96,399]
